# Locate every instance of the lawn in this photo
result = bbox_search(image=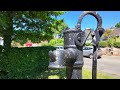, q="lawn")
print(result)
[36,68,116,79]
